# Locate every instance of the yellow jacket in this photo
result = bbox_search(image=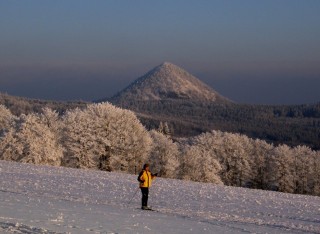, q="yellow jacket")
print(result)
[139,170,155,188]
